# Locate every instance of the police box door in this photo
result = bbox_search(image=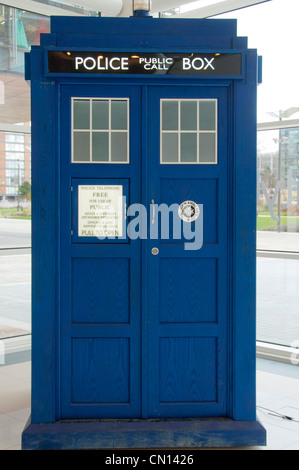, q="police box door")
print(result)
[59,83,229,420]
[60,84,142,420]
[145,86,229,418]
